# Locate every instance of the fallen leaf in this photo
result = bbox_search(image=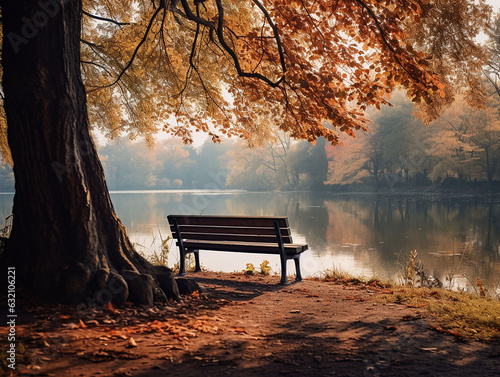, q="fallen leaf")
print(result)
[431,326,463,338]
[402,314,425,321]
[110,330,127,339]
[234,328,246,333]
[128,337,138,348]
[78,319,87,329]
[94,351,110,357]
[103,301,119,314]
